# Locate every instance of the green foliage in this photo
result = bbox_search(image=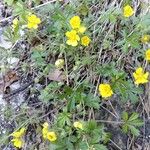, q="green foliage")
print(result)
[60,85,100,112]
[1,0,149,149]
[57,111,71,127]
[39,82,63,103]
[113,77,143,103]
[121,112,143,136]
